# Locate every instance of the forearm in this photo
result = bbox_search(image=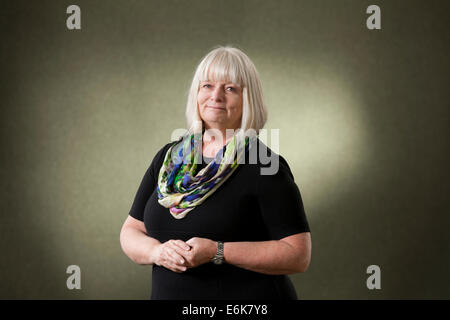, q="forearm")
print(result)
[120,227,161,265]
[223,240,307,275]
